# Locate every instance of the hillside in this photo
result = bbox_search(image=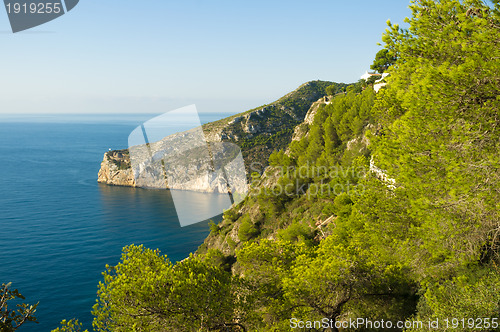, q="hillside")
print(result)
[197,85,375,263]
[97,80,349,189]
